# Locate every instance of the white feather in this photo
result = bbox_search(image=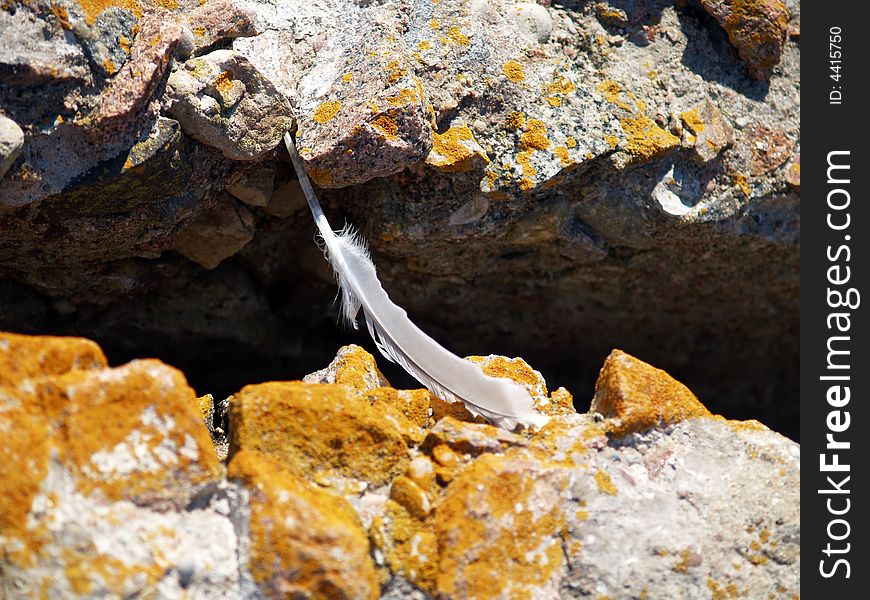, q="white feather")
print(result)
[284,133,548,430]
